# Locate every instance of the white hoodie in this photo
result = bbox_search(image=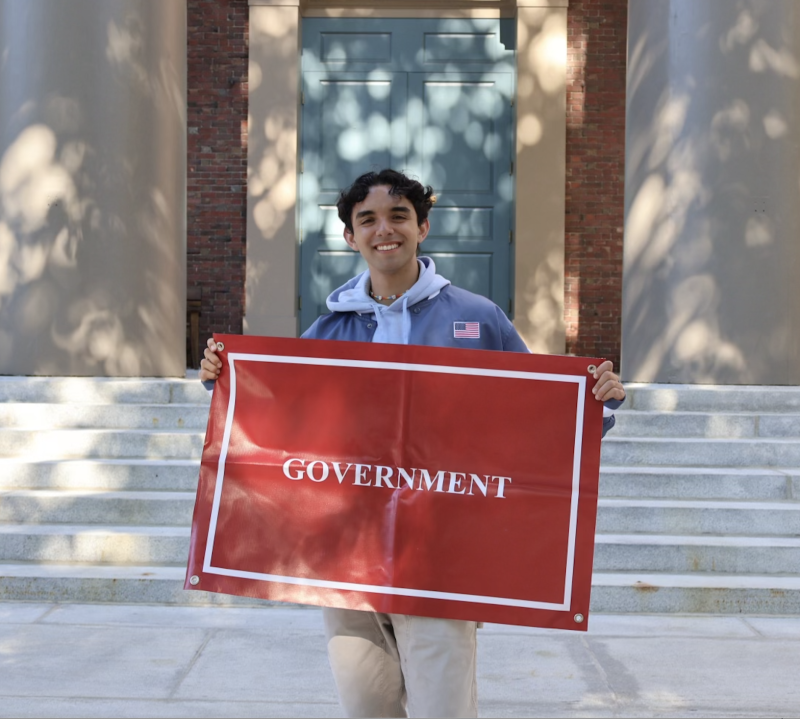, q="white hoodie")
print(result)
[325,257,451,345]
